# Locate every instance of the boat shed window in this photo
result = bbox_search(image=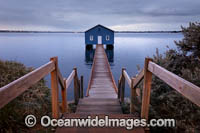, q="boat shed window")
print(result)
[90,35,93,41]
[106,35,110,41]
